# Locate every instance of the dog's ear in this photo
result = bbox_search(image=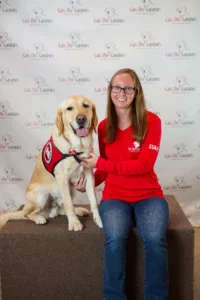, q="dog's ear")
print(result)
[92,104,98,133]
[55,108,64,136]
